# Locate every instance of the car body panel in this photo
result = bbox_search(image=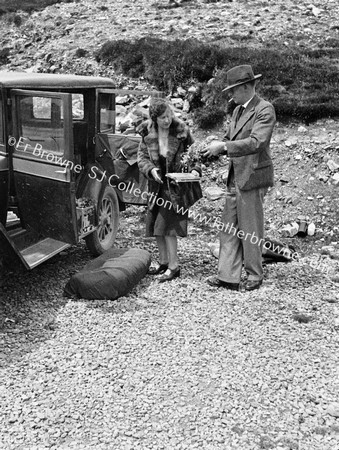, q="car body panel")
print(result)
[0,73,155,269]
